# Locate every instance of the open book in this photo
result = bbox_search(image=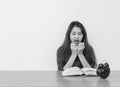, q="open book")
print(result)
[62,67,97,76]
